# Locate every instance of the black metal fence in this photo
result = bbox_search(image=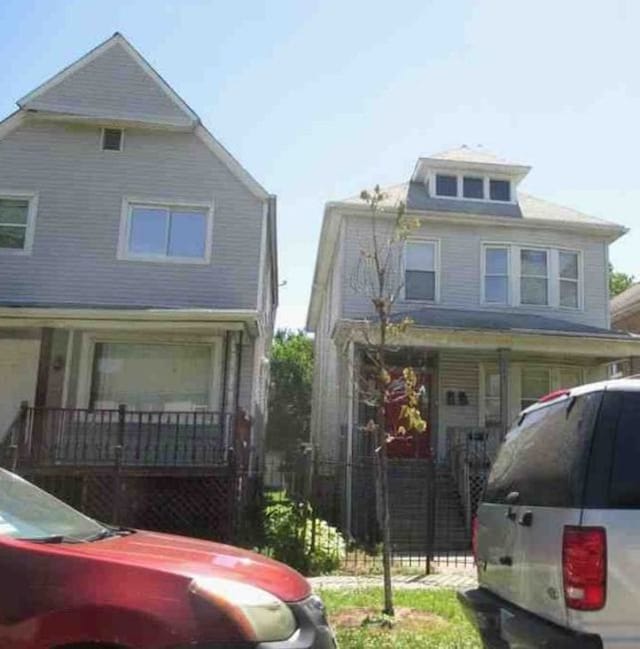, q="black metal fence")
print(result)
[0,427,495,576]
